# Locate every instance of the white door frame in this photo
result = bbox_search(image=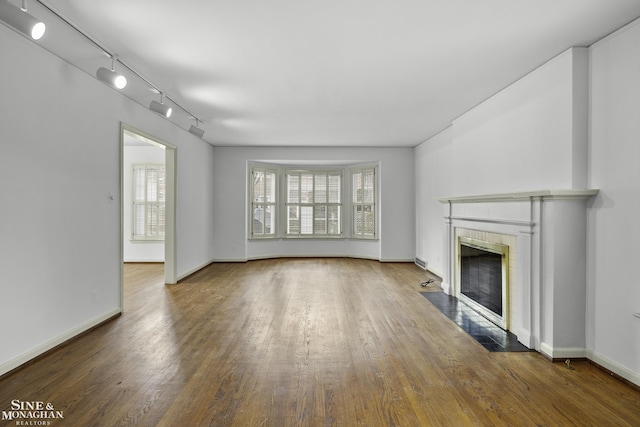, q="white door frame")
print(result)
[120,123,178,309]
